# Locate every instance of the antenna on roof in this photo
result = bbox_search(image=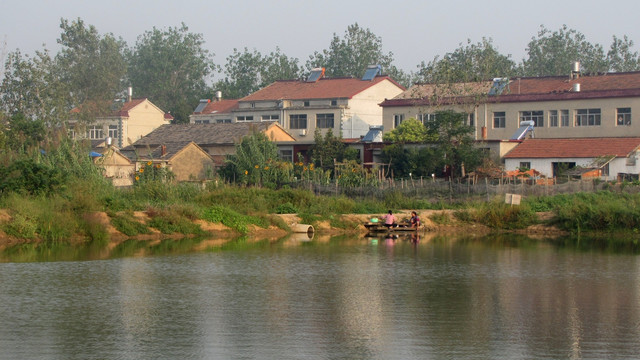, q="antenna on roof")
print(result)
[307,68,325,82]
